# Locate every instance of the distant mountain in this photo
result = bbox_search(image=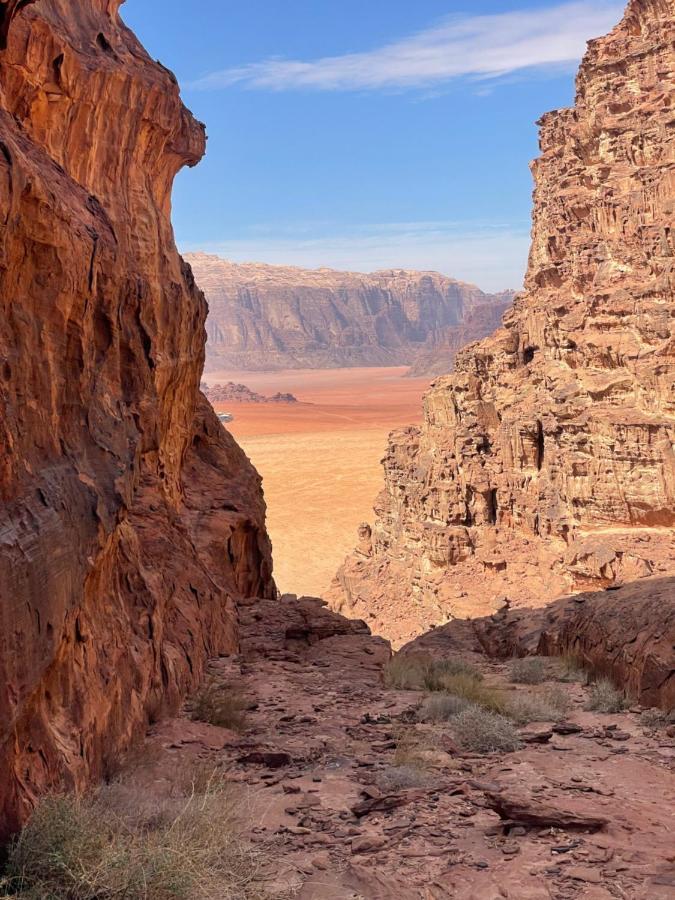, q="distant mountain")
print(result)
[185,253,515,373]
